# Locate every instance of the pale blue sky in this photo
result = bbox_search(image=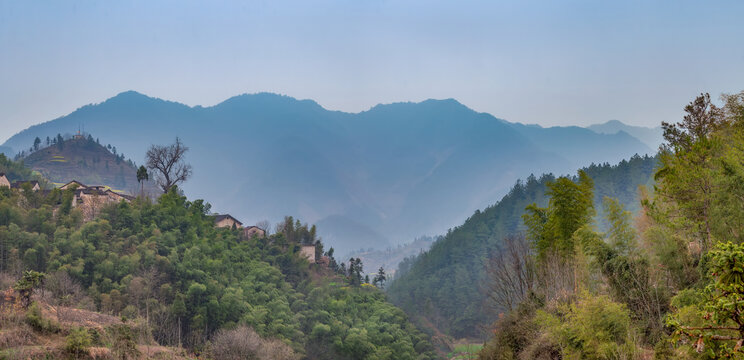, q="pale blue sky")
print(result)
[1,0,743,143]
